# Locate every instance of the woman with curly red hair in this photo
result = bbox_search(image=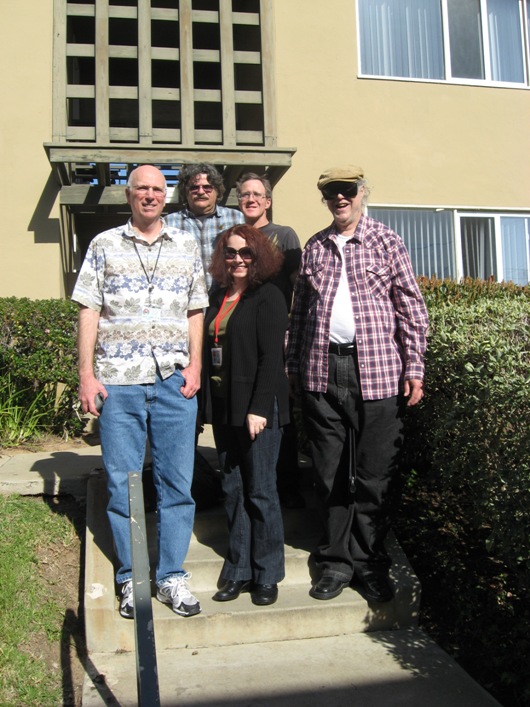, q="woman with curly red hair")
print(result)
[202,224,290,606]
